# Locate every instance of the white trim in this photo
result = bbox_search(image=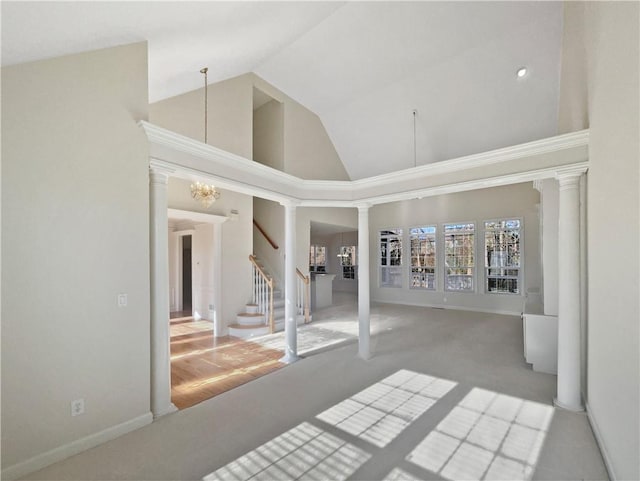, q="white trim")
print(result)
[348,129,589,188]
[1,412,153,481]
[167,208,228,225]
[371,298,521,317]
[140,121,589,207]
[586,403,618,481]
